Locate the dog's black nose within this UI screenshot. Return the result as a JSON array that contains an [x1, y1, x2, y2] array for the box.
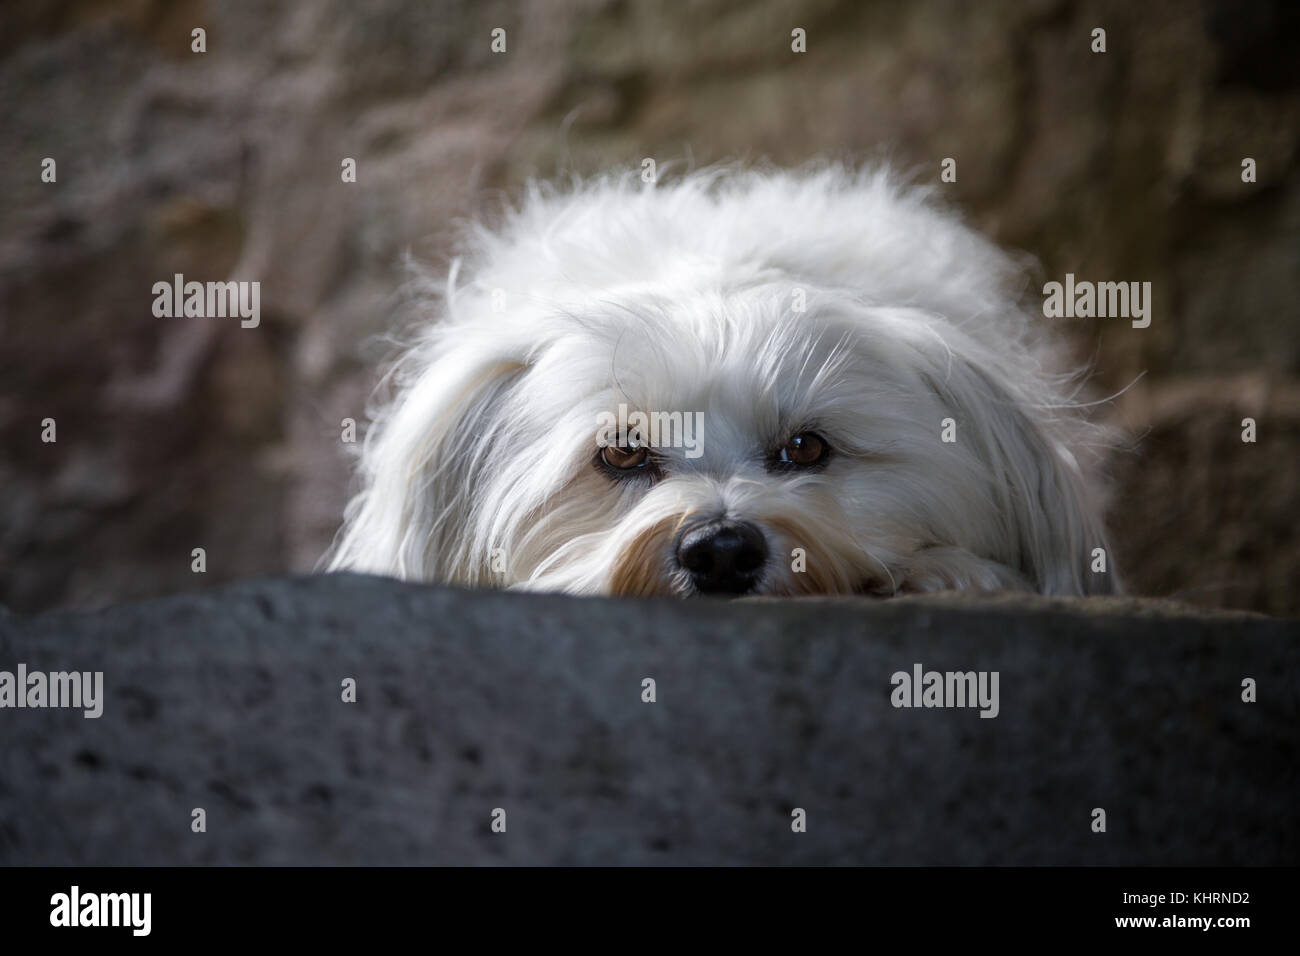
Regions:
[[676, 520, 767, 595]]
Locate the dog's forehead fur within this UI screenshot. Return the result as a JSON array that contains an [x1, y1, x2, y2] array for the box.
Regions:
[[509, 285, 928, 466], [461, 166, 1024, 337], [451, 166, 1043, 441]]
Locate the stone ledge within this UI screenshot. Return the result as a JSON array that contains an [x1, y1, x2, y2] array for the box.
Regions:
[[0, 573, 1296, 865]]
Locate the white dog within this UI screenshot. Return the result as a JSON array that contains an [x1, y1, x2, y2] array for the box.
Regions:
[[328, 165, 1118, 598]]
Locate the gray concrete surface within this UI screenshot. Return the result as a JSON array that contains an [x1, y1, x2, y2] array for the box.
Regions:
[[0, 573, 1296, 865]]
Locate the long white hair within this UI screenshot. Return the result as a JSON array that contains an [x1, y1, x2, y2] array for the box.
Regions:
[[327, 164, 1119, 597]]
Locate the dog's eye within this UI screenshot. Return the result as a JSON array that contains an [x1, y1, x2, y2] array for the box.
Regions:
[[773, 432, 830, 469], [600, 443, 651, 470]]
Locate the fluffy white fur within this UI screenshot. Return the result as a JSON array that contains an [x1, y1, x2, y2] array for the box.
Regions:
[[328, 165, 1118, 597]]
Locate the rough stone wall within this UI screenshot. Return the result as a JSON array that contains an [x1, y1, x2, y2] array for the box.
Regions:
[[1, 575, 1296, 865], [1, 0, 1297, 612]]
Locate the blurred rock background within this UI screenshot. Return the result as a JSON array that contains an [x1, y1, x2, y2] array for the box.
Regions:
[[1, 0, 1296, 614]]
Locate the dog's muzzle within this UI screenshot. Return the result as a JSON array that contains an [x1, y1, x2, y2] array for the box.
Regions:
[[676, 519, 767, 595]]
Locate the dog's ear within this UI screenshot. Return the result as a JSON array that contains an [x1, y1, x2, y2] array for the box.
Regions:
[[985, 405, 1119, 596], [327, 344, 526, 583], [920, 354, 1119, 596]]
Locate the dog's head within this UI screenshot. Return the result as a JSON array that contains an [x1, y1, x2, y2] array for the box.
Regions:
[[330, 167, 1118, 598]]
